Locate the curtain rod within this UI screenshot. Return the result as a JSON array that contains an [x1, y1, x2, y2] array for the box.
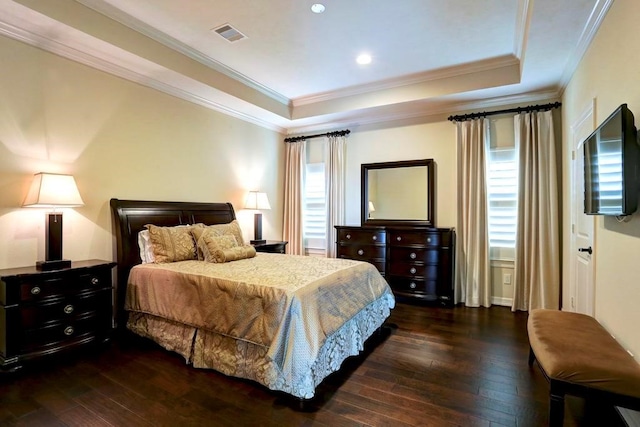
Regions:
[[447, 101, 561, 122], [284, 129, 350, 143]]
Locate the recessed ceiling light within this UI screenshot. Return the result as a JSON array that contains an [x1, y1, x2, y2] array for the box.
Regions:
[[356, 53, 372, 65], [311, 4, 325, 14]]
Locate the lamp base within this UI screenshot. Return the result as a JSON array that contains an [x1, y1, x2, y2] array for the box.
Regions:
[[36, 259, 71, 271], [250, 239, 266, 245]]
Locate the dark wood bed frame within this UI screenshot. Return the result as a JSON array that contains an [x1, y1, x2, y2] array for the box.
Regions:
[[109, 198, 237, 327]]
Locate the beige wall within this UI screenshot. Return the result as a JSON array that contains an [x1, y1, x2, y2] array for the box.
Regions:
[[562, 0, 640, 359], [0, 36, 284, 270]]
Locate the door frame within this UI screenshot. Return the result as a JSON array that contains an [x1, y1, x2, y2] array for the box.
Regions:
[[568, 99, 596, 313]]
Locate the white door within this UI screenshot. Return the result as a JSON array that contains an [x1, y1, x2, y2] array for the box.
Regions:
[[569, 101, 596, 315]]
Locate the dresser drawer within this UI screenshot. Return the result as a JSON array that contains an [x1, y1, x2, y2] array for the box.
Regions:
[[390, 277, 438, 300], [20, 270, 111, 302], [390, 247, 439, 264], [338, 228, 386, 245], [389, 263, 438, 279], [338, 244, 386, 260], [389, 231, 440, 247], [20, 311, 111, 354], [20, 289, 112, 330]]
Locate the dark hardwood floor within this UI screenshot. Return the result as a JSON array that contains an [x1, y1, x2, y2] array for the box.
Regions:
[[0, 303, 624, 426]]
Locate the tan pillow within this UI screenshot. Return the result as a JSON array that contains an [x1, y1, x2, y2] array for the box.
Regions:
[[191, 220, 245, 260], [198, 231, 256, 263], [145, 224, 199, 263]]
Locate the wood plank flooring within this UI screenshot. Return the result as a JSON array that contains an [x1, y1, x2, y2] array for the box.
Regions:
[[0, 303, 624, 426]]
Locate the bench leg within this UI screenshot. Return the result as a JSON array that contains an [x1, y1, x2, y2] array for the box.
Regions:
[[528, 346, 536, 366], [549, 391, 565, 427]]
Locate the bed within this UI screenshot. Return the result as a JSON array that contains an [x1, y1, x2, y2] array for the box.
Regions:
[[109, 198, 395, 400]]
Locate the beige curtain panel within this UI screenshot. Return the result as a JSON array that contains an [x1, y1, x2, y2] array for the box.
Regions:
[[325, 135, 346, 258], [283, 141, 306, 255], [455, 118, 491, 307], [512, 110, 560, 311]]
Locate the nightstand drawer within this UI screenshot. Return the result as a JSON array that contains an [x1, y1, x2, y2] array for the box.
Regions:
[[20, 289, 112, 330], [20, 270, 110, 302], [20, 311, 111, 354]]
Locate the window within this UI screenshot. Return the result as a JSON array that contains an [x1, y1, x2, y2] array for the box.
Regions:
[[487, 147, 518, 259], [303, 163, 326, 252]]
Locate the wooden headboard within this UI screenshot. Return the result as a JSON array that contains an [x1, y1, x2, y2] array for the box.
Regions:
[[109, 198, 236, 326]]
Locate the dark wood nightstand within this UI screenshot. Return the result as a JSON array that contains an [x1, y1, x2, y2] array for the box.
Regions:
[[252, 240, 288, 254], [0, 259, 116, 371]]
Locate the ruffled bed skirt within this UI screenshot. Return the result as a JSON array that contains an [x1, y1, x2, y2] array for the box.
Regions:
[[127, 292, 393, 399]]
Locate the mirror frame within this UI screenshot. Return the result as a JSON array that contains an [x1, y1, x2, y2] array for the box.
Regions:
[[361, 159, 435, 227]]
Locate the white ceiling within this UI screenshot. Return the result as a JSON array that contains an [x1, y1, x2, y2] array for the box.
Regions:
[[0, 0, 610, 133]]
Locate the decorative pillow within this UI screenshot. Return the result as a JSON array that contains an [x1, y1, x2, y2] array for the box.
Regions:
[[145, 224, 199, 263], [191, 220, 245, 260], [197, 231, 256, 263], [137, 230, 155, 264]]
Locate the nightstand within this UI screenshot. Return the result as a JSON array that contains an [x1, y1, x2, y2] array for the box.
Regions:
[[0, 259, 116, 371], [252, 240, 288, 254]]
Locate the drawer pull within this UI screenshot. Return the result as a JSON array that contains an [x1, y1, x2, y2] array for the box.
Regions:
[[30, 286, 41, 295], [396, 236, 402, 241], [427, 237, 432, 243], [357, 249, 364, 256], [64, 326, 74, 336], [346, 234, 351, 239], [64, 304, 74, 314], [409, 282, 417, 289], [372, 235, 377, 241], [410, 267, 417, 274], [91, 277, 99, 285], [410, 252, 417, 259]]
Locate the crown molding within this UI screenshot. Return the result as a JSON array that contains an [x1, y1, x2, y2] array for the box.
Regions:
[[292, 55, 520, 107], [285, 89, 562, 134], [75, 0, 291, 108], [513, 0, 533, 64], [0, 13, 286, 134], [558, 0, 614, 91]]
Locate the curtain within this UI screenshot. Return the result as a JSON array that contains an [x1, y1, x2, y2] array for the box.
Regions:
[[283, 141, 306, 255], [512, 110, 560, 311], [325, 135, 346, 258], [455, 118, 491, 307]]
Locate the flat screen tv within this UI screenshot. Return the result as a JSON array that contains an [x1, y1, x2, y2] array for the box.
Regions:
[[584, 104, 640, 216]]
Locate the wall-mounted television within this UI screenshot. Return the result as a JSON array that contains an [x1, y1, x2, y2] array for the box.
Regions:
[[584, 104, 640, 216]]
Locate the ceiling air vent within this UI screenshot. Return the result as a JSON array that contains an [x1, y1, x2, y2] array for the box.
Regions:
[[213, 23, 247, 43]]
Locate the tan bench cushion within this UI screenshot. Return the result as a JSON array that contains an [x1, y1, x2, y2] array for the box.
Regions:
[[528, 309, 640, 398]]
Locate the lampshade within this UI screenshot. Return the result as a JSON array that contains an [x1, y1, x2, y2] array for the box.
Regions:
[[23, 173, 84, 208], [244, 191, 271, 210], [368, 201, 376, 212]]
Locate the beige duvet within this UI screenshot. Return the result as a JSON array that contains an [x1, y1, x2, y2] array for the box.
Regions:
[[126, 253, 395, 398]]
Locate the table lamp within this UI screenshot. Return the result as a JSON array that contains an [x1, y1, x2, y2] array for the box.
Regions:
[[22, 172, 84, 271], [244, 191, 271, 244]]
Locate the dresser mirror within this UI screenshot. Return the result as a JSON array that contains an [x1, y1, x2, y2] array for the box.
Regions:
[[361, 159, 435, 226]]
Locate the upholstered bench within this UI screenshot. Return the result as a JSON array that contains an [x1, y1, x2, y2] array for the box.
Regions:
[[527, 309, 640, 426]]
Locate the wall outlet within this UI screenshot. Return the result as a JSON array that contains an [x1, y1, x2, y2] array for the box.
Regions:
[[503, 273, 512, 285]]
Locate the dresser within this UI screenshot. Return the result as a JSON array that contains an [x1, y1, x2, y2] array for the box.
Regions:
[[336, 226, 455, 305], [0, 259, 116, 371]]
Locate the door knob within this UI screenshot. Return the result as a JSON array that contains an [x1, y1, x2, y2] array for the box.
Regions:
[[578, 246, 593, 255]]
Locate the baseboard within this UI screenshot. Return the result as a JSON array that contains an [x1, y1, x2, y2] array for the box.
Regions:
[[491, 296, 513, 307]]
